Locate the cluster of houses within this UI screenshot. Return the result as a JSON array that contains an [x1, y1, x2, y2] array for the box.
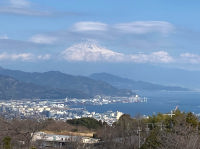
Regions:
[[32, 132, 100, 148]]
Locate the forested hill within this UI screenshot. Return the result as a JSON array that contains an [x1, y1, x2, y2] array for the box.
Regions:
[[0, 75, 91, 99], [0, 67, 134, 99]]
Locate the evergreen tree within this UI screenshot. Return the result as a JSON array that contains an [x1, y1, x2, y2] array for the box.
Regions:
[[3, 136, 11, 149]]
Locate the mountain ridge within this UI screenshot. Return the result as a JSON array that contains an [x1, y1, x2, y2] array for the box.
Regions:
[[0, 67, 134, 99], [90, 72, 189, 91], [0, 75, 90, 99]]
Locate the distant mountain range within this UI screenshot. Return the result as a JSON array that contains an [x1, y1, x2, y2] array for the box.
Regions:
[[0, 67, 133, 99], [90, 73, 189, 91], [0, 75, 89, 99], [0, 67, 189, 100]]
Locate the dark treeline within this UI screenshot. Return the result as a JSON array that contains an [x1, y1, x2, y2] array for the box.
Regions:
[[96, 110, 200, 149], [1, 110, 200, 149]]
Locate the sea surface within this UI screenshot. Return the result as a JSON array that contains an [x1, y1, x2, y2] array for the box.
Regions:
[[80, 91, 200, 117]]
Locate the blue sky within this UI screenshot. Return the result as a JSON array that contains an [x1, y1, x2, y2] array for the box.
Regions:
[[1, 0, 200, 75]]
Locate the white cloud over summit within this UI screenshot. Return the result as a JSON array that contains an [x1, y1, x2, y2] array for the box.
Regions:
[[28, 20, 175, 52], [72, 21, 174, 35]]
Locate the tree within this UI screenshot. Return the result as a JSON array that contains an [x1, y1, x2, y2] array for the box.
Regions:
[[186, 112, 198, 127], [3, 136, 11, 149], [141, 128, 161, 149], [67, 117, 103, 129]]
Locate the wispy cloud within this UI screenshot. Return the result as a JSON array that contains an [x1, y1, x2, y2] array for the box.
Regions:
[[37, 54, 51, 60], [0, 53, 33, 61], [0, 7, 51, 16], [61, 42, 174, 63], [73, 22, 108, 32], [30, 34, 58, 44], [130, 51, 174, 63], [0, 38, 48, 52], [180, 53, 200, 64], [0, 53, 51, 61], [71, 21, 175, 35], [114, 21, 175, 35], [0, 0, 86, 16], [0, 0, 51, 16], [0, 34, 8, 39], [9, 0, 30, 8], [28, 21, 175, 51]]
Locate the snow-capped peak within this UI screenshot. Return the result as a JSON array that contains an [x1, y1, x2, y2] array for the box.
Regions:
[[61, 42, 124, 62]]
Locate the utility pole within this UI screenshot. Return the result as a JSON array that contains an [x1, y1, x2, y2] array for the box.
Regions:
[[164, 110, 175, 128], [137, 126, 142, 148], [169, 110, 175, 118]]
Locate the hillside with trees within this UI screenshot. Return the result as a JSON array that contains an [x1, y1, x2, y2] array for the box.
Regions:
[[0, 67, 134, 99], [0, 75, 89, 99], [0, 110, 200, 148]]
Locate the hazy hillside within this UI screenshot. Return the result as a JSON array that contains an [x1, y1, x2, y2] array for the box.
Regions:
[[90, 73, 189, 91], [0, 67, 133, 97], [0, 75, 91, 99]]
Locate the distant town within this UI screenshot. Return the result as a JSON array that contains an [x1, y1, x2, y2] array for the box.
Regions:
[[0, 95, 147, 125]]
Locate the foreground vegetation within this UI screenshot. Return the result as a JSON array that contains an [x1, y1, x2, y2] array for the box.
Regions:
[[1, 110, 200, 149]]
